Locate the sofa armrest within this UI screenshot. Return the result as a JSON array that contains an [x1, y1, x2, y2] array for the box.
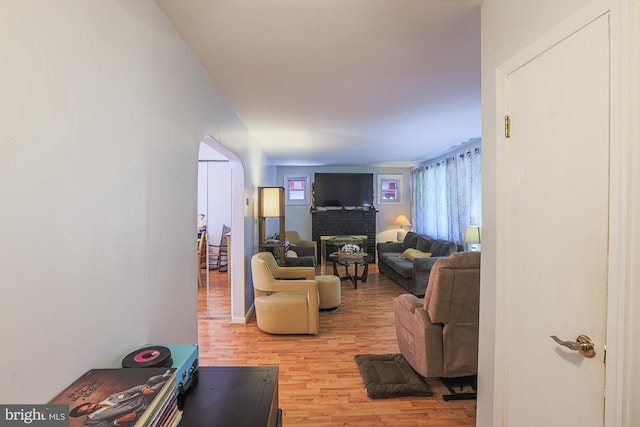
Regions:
[[377, 241, 403, 253], [412, 257, 443, 292], [413, 256, 441, 272]]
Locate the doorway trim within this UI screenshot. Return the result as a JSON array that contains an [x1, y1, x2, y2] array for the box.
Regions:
[[200, 135, 247, 323], [491, 0, 631, 425]]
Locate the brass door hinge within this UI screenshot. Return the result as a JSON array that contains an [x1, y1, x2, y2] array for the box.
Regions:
[[505, 115, 511, 138]]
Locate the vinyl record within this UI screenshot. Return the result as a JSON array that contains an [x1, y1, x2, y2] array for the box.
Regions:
[[122, 345, 172, 368]]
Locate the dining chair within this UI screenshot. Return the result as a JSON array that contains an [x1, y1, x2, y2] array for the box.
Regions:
[[209, 224, 230, 272], [197, 229, 208, 287]]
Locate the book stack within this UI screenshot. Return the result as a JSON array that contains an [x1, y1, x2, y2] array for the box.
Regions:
[[49, 367, 181, 426]]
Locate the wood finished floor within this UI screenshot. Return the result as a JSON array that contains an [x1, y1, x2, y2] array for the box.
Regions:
[[197, 266, 231, 317], [197, 264, 477, 426]]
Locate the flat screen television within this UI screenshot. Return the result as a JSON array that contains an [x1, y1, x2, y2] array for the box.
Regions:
[[314, 173, 374, 208]]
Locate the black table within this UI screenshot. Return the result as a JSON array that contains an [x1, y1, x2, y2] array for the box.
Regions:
[[180, 366, 281, 426], [328, 252, 371, 289]]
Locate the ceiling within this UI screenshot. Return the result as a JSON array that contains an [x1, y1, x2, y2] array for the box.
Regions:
[[156, 0, 481, 167]]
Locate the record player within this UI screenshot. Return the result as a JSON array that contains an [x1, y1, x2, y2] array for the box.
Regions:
[[122, 343, 199, 403]]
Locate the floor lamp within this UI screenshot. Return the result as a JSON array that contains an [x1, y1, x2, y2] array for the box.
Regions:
[[258, 187, 285, 264]]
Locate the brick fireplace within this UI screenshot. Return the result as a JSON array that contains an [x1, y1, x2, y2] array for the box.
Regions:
[[311, 208, 377, 262]]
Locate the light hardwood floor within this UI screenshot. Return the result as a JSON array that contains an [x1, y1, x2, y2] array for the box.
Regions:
[[197, 263, 477, 426]]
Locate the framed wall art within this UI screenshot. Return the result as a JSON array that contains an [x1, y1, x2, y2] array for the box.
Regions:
[[378, 174, 402, 204]]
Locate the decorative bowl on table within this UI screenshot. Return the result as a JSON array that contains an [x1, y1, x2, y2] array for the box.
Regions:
[[338, 244, 364, 261]]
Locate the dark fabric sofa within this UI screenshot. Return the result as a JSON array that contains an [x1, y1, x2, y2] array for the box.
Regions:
[[377, 232, 458, 296]]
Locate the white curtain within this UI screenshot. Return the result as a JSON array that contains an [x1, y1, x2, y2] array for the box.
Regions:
[[411, 139, 482, 245]]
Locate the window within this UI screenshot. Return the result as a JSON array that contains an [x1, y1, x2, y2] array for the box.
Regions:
[[410, 139, 482, 245], [284, 175, 310, 205], [378, 174, 403, 204]]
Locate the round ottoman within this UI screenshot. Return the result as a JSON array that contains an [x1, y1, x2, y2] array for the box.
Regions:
[[316, 274, 341, 311]]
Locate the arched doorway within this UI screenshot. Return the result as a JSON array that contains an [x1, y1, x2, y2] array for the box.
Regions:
[[198, 135, 246, 322]]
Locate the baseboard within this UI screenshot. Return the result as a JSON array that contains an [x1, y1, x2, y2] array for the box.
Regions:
[[232, 304, 255, 324]]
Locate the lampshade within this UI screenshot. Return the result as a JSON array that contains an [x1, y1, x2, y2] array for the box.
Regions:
[[393, 214, 412, 241], [393, 215, 412, 228], [258, 187, 284, 217], [464, 226, 482, 248]]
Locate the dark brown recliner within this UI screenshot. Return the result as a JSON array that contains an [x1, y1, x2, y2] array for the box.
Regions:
[[393, 252, 481, 393]]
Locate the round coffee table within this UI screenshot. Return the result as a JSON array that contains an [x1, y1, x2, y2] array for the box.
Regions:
[[328, 252, 370, 289]]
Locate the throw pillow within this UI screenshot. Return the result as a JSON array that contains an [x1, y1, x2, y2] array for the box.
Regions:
[[402, 248, 432, 261], [286, 250, 298, 258], [265, 235, 291, 252]]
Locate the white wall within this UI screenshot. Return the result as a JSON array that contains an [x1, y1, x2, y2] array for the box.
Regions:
[[277, 166, 412, 245], [0, 0, 270, 403], [197, 161, 232, 246], [623, 3, 640, 423], [479, 0, 639, 425]]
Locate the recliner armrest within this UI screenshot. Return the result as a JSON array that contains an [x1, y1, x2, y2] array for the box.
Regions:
[[394, 293, 423, 313]]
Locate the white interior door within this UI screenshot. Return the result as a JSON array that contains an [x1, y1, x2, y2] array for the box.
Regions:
[[500, 12, 610, 426]]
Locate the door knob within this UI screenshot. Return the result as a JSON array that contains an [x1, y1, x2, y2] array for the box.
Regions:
[[550, 335, 596, 358]]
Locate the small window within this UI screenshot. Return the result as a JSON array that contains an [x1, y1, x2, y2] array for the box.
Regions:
[[285, 175, 310, 205]]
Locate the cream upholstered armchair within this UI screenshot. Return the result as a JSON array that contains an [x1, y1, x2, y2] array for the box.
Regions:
[[393, 252, 481, 384], [251, 252, 319, 335], [285, 230, 317, 261]]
